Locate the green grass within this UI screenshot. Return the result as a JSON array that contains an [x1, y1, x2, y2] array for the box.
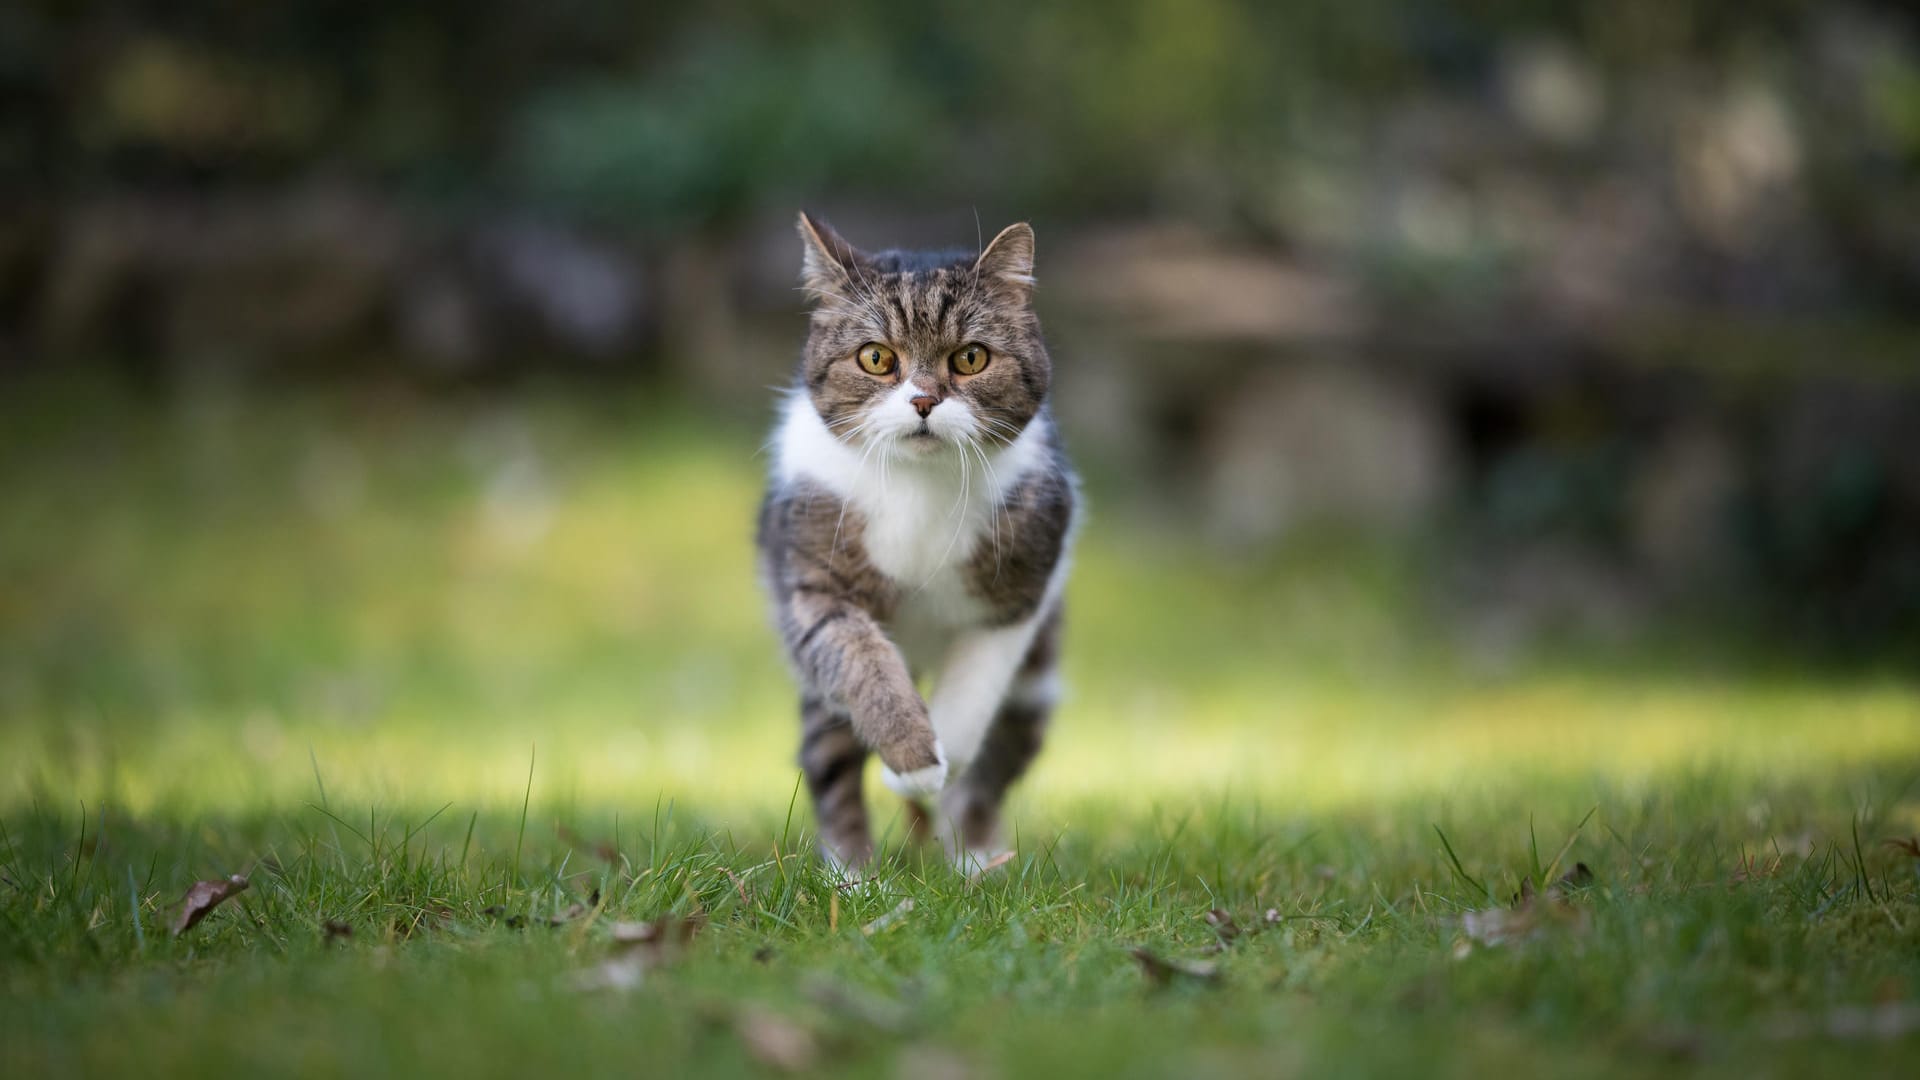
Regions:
[[3, 377, 1919, 1077]]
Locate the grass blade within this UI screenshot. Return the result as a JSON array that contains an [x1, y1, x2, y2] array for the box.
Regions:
[[1433, 824, 1488, 901]]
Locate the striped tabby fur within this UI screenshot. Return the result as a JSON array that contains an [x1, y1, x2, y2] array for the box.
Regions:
[[756, 213, 1078, 873]]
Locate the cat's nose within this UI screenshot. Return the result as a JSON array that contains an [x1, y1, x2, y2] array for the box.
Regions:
[[910, 395, 938, 419]]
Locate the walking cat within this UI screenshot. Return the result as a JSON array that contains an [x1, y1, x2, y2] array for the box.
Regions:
[[757, 214, 1077, 875]]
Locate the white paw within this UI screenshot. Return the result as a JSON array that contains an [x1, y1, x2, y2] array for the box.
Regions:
[[879, 743, 949, 799], [821, 851, 882, 895]]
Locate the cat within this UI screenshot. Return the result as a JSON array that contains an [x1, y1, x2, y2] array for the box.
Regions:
[[756, 213, 1078, 876]]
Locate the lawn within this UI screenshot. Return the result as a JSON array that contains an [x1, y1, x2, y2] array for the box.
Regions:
[[2, 378, 1918, 1078]]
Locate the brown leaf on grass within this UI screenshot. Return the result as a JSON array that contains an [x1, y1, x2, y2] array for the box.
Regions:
[[1883, 837, 1920, 859], [1554, 862, 1595, 892], [571, 913, 705, 993], [735, 1007, 819, 1072], [1204, 909, 1242, 945], [171, 875, 249, 936], [1130, 947, 1221, 987], [571, 952, 650, 993], [608, 919, 662, 944], [609, 911, 705, 947], [1463, 864, 1596, 948], [862, 898, 915, 936], [1514, 862, 1596, 906], [544, 902, 588, 927], [1460, 905, 1538, 947]]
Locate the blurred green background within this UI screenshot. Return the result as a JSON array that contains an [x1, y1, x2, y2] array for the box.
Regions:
[[3, 0, 1920, 808], [6, 10, 1920, 1074]]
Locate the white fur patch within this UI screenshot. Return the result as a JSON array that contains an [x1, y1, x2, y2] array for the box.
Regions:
[[774, 393, 1053, 596], [923, 613, 1044, 771], [1006, 670, 1063, 710], [776, 393, 1068, 781], [879, 743, 949, 799]]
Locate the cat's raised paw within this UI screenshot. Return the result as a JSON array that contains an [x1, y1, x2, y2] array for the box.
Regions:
[[879, 744, 949, 799]]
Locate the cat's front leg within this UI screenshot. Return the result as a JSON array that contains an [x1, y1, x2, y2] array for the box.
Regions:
[[784, 590, 947, 796]]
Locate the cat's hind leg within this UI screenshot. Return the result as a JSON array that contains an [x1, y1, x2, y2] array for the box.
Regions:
[[939, 606, 1060, 873], [799, 695, 872, 876]]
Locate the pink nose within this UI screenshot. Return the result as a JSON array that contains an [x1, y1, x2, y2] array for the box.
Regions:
[[910, 395, 937, 419]]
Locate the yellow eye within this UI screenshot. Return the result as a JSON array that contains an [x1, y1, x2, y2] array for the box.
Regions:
[[950, 343, 990, 376], [855, 343, 897, 376]]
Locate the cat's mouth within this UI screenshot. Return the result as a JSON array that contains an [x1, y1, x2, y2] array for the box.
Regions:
[[896, 426, 945, 453]]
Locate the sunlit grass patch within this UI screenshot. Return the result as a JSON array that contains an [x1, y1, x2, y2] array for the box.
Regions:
[[2, 379, 1917, 1077]]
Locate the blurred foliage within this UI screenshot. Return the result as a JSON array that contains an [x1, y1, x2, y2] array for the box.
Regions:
[[8, 1, 1916, 231], [4, 1, 1919, 655]]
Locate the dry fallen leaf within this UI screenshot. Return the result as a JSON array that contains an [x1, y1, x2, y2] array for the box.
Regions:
[[571, 913, 706, 993], [1553, 862, 1595, 893], [172, 875, 249, 936], [571, 953, 650, 993], [544, 902, 588, 927], [609, 912, 705, 947], [1463, 864, 1596, 948], [735, 1007, 819, 1072], [863, 898, 915, 936], [1204, 908, 1242, 945], [1130, 947, 1221, 987], [1516, 862, 1595, 905], [1460, 906, 1537, 947], [1883, 837, 1920, 860]]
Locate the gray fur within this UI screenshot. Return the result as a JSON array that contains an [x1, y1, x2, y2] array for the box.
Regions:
[[758, 213, 1077, 868]]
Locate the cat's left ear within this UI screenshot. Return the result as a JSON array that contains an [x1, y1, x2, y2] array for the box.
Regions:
[[974, 222, 1036, 303], [797, 212, 870, 300]]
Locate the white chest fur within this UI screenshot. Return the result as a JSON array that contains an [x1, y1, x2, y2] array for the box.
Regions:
[[776, 397, 1049, 584], [773, 396, 1054, 667]]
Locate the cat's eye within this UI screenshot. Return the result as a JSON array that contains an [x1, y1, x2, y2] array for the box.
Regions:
[[950, 343, 991, 376], [855, 343, 897, 376]]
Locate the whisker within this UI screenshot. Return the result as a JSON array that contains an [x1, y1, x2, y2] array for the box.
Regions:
[[964, 432, 1005, 580], [830, 420, 884, 564], [922, 433, 974, 591]]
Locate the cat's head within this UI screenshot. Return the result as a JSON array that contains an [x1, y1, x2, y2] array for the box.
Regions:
[[794, 213, 1050, 459]]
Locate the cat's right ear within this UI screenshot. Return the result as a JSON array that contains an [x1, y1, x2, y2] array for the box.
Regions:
[[797, 212, 867, 300]]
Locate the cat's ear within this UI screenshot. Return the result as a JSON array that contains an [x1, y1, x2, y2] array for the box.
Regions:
[[974, 222, 1036, 302], [797, 212, 868, 299]]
